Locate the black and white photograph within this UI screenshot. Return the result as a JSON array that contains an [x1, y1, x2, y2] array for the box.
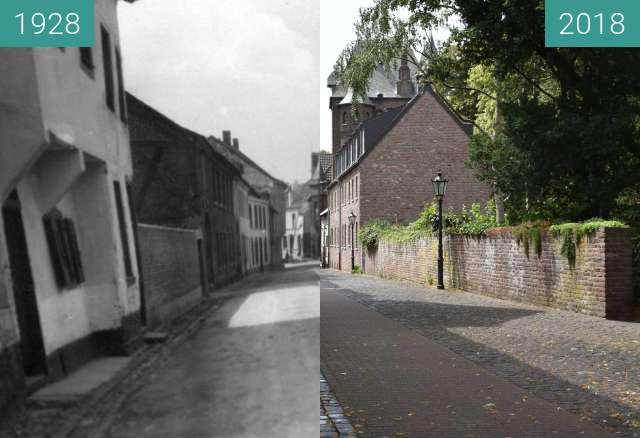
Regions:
[[1, 0, 640, 437]]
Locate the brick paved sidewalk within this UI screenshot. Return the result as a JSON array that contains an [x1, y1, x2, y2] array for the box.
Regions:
[[321, 270, 640, 436], [321, 373, 357, 438], [321, 287, 620, 437]]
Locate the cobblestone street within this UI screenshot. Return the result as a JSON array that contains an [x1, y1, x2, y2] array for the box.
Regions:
[[321, 270, 640, 437], [10, 266, 319, 438]]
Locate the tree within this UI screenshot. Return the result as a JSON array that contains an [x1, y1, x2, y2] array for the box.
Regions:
[[334, 0, 640, 223]]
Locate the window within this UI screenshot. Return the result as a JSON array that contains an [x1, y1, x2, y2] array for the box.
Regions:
[[216, 173, 221, 204], [114, 181, 134, 280], [116, 47, 127, 123], [101, 26, 115, 112], [342, 111, 347, 124], [249, 205, 253, 228], [79, 47, 94, 74], [355, 176, 358, 199], [43, 210, 84, 289]]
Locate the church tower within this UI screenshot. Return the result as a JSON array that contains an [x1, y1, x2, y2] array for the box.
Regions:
[[396, 54, 415, 97]]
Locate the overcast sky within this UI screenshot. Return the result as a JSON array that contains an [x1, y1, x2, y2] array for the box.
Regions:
[[119, 1, 450, 183], [319, 1, 453, 152], [119, 0, 320, 184]]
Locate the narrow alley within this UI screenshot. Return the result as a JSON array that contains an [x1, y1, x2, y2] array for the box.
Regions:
[[81, 265, 319, 438]]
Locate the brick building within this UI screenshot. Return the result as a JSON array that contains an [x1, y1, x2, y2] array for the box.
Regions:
[[127, 94, 242, 290], [0, 0, 141, 420], [328, 54, 420, 154], [327, 84, 492, 272]]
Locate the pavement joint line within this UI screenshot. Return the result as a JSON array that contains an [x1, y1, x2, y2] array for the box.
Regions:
[[321, 372, 357, 438]]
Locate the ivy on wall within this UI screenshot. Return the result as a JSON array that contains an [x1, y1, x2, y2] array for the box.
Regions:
[[359, 202, 628, 269]]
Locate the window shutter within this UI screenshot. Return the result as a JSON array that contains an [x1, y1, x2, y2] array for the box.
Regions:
[[43, 213, 66, 288], [64, 219, 84, 284]]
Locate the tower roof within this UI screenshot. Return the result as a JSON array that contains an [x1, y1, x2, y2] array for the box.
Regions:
[[328, 52, 420, 99], [338, 89, 374, 106]]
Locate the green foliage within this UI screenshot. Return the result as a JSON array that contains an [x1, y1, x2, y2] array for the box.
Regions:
[[359, 201, 498, 246], [334, 0, 640, 224], [352, 265, 363, 274], [549, 219, 628, 267], [447, 202, 498, 236], [612, 187, 640, 303], [513, 224, 542, 258], [358, 219, 391, 250]]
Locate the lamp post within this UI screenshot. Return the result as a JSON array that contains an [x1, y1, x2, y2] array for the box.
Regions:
[[348, 211, 357, 271], [432, 172, 448, 289]]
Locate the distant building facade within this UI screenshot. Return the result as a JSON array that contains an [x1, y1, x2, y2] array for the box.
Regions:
[[248, 193, 271, 270], [327, 85, 492, 272], [0, 0, 141, 419], [208, 132, 287, 269], [284, 191, 305, 261]]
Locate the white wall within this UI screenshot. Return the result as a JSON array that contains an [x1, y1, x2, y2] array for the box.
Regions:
[[247, 197, 270, 269], [33, 1, 131, 177], [0, 0, 140, 355]]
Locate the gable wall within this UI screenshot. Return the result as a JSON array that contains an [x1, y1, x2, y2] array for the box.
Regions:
[[359, 90, 492, 225]]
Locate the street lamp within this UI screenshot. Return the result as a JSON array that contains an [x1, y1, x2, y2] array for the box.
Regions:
[[348, 211, 357, 271], [432, 172, 448, 289]]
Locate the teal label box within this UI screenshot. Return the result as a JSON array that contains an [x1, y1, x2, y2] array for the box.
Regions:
[[0, 0, 94, 47], [546, 0, 640, 47]]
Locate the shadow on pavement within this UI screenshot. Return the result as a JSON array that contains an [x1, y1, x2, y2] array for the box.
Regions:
[[320, 277, 640, 437]]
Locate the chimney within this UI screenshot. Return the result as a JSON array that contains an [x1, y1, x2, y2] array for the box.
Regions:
[[232, 138, 239, 150], [222, 130, 232, 146]]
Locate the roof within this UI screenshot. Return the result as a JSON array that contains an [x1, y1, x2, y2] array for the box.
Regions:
[[330, 84, 473, 184], [329, 53, 420, 100], [361, 106, 405, 151], [287, 180, 319, 208], [126, 93, 241, 176], [338, 89, 373, 106], [207, 136, 288, 188], [312, 151, 333, 182]]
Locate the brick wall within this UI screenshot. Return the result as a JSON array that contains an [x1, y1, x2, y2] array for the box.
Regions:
[[362, 227, 633, 319], [137, 224, 202, 327], [359, 88, 492, 225]]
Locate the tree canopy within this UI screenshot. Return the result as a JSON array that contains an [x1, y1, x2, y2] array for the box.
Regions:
[[334, 0, 640, 223]]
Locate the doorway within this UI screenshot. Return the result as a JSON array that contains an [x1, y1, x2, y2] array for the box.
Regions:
[[2, 190, 47, 377]]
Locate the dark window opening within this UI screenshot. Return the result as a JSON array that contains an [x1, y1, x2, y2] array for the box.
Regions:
[[43, 210, 84, 289], [114, 181, 134, 280], [80, 47, 94, 74], [101, 26, 115, 112], [115, 47, 127, 123]]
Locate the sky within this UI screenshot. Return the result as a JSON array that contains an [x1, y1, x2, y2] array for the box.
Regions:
[[320, 0, 373, 152], [119, 1, 451, 183], [118, 0, 320, 184], [319, 1, 453, 152]]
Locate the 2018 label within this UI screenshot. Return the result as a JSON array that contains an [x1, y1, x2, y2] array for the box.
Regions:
[[559, 12, 625, 36]]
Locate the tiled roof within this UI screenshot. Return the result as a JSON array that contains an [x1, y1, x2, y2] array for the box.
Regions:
[[329, 54, 420, 99], [361, 106, 405, 151]]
